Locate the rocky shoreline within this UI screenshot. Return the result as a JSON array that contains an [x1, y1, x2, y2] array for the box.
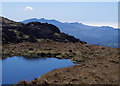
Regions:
[[3, 39, 118, 63], [2, 40, 81, 60]]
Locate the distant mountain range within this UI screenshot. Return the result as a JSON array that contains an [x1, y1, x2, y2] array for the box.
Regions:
[[22, 18, 119, 48]]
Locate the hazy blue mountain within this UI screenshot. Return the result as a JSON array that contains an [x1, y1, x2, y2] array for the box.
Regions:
[[22, 18, 119, 48]]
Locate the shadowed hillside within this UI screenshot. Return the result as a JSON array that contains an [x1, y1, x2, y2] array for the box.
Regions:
[[1, 17, 86, 44]]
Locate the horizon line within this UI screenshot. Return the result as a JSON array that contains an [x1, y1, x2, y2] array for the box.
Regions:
[[1, 16, 118, 28]]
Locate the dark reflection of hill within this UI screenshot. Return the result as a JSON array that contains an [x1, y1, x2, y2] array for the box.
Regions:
[[23, 56, 47, 61]]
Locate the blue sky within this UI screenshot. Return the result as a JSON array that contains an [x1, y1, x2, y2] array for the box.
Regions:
[[1, 2, 118, 28]]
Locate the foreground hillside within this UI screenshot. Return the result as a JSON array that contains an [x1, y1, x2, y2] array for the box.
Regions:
[[2, 40, 119, 85]]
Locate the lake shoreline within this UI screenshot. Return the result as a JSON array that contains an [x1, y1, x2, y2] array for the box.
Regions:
[[3, 40, 118, 63]]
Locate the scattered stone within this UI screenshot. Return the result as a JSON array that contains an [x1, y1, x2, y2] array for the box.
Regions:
[[28, 48, 34, 50]]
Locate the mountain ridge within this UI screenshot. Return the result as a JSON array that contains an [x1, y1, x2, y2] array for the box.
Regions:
[[22, 18, 119, 48], [22, 18, 117, 29]]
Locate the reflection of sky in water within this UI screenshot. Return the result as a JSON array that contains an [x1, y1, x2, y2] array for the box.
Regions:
[[2, 56, 75, 84]]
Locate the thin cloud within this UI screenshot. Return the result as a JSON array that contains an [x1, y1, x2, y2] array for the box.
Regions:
[[23, 6, 33, 11]]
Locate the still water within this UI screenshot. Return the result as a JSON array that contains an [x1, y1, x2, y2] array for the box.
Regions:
[[2, 56, 75, 84]]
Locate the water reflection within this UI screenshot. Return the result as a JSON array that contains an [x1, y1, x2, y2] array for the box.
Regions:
[[2, 56, 75, 84]]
